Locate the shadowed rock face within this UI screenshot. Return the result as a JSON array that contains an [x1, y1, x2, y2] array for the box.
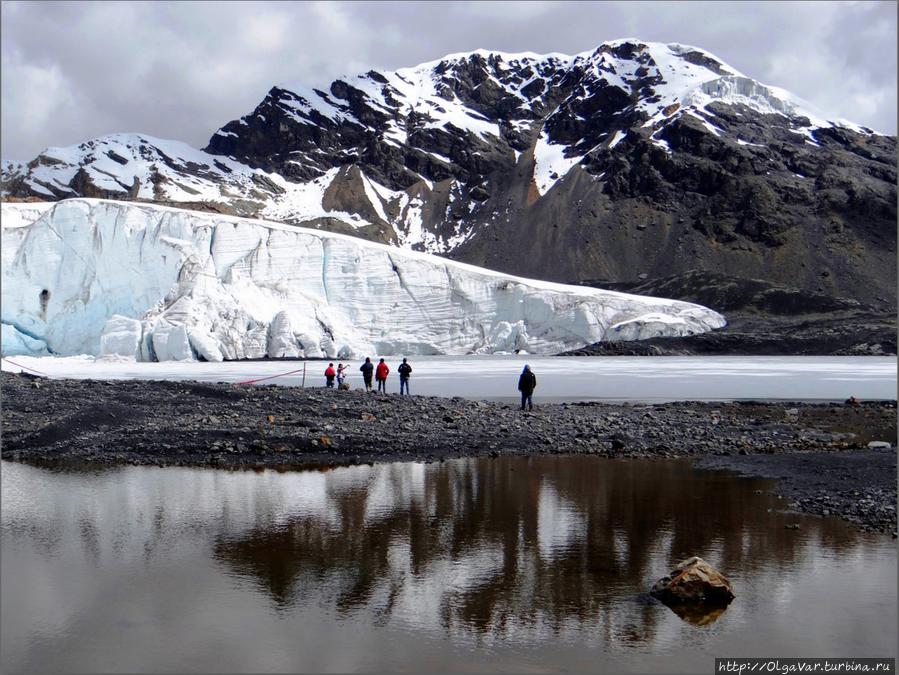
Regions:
[[2, 40, 895, 311], [563, 271, 897, 356]]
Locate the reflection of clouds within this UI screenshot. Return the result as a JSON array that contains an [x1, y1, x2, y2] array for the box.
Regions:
[[643, 530, 675, 587], [444, 546, 507, 591], [3, 455, 894, 667], [699, 539, 726, 570], [322, 463, 374, 491], [281, 471, 341, 528], [386, 543, 508, 632], [537, 482, 586, 561], [363, 463, 425, 523], [612, 528, 630, 568]]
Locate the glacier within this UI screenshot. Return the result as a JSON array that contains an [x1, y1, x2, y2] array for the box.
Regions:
[[1, 199, 726, 361]]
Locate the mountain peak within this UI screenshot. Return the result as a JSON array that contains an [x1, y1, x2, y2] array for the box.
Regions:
[[2, 38, 894, 314]]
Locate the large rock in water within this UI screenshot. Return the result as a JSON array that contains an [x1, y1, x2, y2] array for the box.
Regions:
[[651, 556, 736, 606]]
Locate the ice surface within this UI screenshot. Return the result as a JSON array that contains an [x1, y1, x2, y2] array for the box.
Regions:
[[1, 199, 725, 361], [1, 324, 49, 356], [1, 354, 895, 403], [99, 315, 143, 359]]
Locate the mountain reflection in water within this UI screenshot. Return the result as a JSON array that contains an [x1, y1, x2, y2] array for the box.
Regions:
[[211, 457, 866, 640], [2, 456, 895, 673]]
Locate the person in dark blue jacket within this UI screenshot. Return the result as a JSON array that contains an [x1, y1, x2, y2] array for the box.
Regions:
[[360, 357, 374, 391], [397, 358, 412, 395], [517, 364, 536, 411]]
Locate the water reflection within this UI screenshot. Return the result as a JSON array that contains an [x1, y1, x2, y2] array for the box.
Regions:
[[2, 457, 895, 673], [206, 457, 874, 640], [663, 602, 729, 626]]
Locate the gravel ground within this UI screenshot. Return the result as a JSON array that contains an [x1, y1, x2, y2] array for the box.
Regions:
[[2, 372, 895, 533]]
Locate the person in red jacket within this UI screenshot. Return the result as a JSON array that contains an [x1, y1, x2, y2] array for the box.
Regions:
[[324, 363, 336, 388], [375, 358, 390, 393]]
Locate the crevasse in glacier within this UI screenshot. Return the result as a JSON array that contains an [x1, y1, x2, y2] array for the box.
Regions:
[[1, 199, 726, 361]]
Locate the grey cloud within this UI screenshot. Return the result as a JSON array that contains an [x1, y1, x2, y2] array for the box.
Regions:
[[1, 0, 895, 160]]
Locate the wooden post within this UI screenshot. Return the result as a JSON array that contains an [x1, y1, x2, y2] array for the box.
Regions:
[[301, 361, 306, 388]]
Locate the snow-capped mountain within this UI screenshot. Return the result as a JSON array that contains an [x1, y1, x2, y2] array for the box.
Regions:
[[1, 199, 725, 361], [2, 39, 895, 307]]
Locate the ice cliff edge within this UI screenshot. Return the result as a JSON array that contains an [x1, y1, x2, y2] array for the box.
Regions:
[[1, 199, 725, 360]]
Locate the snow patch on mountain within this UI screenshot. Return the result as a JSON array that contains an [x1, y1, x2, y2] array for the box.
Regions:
[[0, 159, 25, 184], [1, 199, 725, 361], [533, 133, 582, 196], [10, 133, 265, 202], [633, 44, 868, 135], [260, 168, 370, 227], [608, 130, 628, 148]]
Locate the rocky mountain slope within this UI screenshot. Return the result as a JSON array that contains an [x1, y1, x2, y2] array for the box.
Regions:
[[2, 39, 895, 311], [563, 271, 896, 355]]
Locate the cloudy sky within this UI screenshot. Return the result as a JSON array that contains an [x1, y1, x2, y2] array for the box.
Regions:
[[1, 0, 896, 160]]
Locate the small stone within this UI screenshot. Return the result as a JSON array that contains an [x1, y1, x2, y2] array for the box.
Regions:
[[867, 441, 892, 449]]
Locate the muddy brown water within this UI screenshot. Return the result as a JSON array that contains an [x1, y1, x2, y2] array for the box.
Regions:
[[1, 456, 895, 673]]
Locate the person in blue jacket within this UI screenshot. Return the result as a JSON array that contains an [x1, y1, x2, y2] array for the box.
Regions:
[[397, 358, 412, 395], [517, 364, 536, 411], [360, 357, 374, 391]]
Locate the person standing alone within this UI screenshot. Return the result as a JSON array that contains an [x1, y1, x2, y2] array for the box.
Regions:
[[360, 357, 374, 392], [397, 358, 412, 395], [518, 364, 536, 411], [376, 358, 390, 393]]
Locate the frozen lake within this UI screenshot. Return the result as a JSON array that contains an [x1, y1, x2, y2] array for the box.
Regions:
[[2, 355, 896, 402]]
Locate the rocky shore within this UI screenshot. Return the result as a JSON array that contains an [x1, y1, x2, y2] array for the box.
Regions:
[[2, 372, 895, 533]]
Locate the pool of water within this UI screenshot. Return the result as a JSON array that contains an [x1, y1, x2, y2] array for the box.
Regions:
[[2, 457, 895, 672]]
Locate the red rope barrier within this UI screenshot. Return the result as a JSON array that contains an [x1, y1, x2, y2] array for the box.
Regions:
[[1, 357, 308, 386], [236, 367, 306, 385], [1, 358, 47, 376]]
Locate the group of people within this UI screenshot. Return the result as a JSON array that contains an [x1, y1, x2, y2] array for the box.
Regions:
[[324, 357, 413, 395], [323, 362, 350, 389], [323, 359, 538, 410]]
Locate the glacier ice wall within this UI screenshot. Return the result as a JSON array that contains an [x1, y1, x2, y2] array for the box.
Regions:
[[1, 199, 726, 360]]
